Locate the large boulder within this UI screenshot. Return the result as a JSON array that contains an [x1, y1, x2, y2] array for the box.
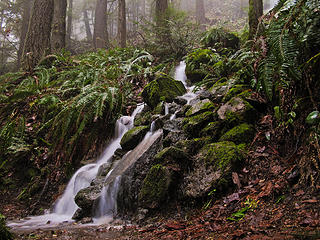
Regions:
[[117, 130, 164, 216], [141, 74, 186, 109], [138, 164, 172, 209], [181, 141, 243, 198], [120, 126, 149, 151]]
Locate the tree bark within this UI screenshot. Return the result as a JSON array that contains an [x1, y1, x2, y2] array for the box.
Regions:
[[118, 0, 126, 48], [22, 0, 54, 71], [18, 0, 33, 68], [155, 0, 168, 28], [93, 0, 109, 49], [83, 8, 92, 42], [66, 0, 73, 46], [51, 0, 67, 52], [196, 0, 205, 26], [249, 0, 263, 39]]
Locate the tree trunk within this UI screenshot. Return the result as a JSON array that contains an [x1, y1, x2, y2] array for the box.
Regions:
[[83, 8, 92, 42], [249, 0, 263, 39], [22, 0, 54, 71], [196, 0, 205, 25], [155, 0, 168, 28], [51, 0, 67, 52], [141, 0, 145, 16], [118, 0, 126, 48], [66, 0, 73, 46], [93, 0, 109, 49], [18, 0, 33, 68]]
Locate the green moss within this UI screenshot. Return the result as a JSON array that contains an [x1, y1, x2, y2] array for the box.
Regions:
[[154, 147, 189, 169], [141, 74, 186, 108], [0, 214, 12, 240], [134, 111, 152, 126], [222, 85, 249, 102], [200, 121, 222, 141], [175, 137, 212, 156], [185, 99, 216, 117], [183, 111, 216, 138], [120, 126, 149, 150], [185, 49, 221, 83], [139, 164, 171, 209], [219, 123, 255, 144], [201, 141, 242, 171]]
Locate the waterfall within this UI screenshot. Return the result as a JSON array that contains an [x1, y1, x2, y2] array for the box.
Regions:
[[9, 61, 191, 229], [8, 104, 144, 229]]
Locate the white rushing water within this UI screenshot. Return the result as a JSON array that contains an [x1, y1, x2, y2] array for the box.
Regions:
[[8, 104, 144, 230]]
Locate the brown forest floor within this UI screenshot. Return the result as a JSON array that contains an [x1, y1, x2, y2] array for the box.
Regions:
[[3, 113, 320, 240]]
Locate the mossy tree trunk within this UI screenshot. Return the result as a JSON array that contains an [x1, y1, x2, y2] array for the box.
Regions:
[[83, 7, 92, 42], [21, 0, 54, 71], [51, 0, 67, 52], [118, 0, 126, 48], [248, 0, 263, 39], [93, 0, 109, 49]]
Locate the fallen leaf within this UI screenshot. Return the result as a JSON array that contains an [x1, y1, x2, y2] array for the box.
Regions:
[[302, 199, 318, 203], [232, 172, 241, 188]]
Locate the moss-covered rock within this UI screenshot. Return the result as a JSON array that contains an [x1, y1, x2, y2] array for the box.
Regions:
[[138, 164, 172, 209], [120, 126, 149, 151], [185, 49, 221, 83], [201, 28, 240, 51], [0, 214, 12, 240], [222, 84, 250, 102], [217, 97, 257, 128], [154, 147, 190, 170], [219, 123, 255, 144], [185, 99, 216, 117], [181, 141, 243, 198], [200, 121, 222, 141], [141, 74, 186, 109], [183, 111, 217, 137], [175, 137, 212, 156], [209, 78, 236, 103]]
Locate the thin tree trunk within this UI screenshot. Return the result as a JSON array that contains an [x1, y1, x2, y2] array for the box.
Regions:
[[18, 0, 33, 68], [118, 0, 126, 48], [196, 0, 205, 25], [83, 8, 92, 42], [66, 0, 73, 46], [93, 0, 109, 49], [141, 0, 145, 16], [22, 0, 54, 71], [51, 0, 67, 52], [249, 0, 263, 39]]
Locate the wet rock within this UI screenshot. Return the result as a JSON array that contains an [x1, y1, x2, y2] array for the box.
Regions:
[[120, 126, 149, 151], [134, 108, 152, 126], [181, 141, 243, 198], [198, 90, 214, 101], [200, 121, 222, 141], [97, 162, 112, 177], [117, 130, 163, 216], [154, 146, 190, 170], [141, 74, 186, 109], [182, 111, 217, 138], [219, 123, 255, 144], [163, 118, 183, 135], [175, 137, 212, 156], [174, 96, 188, 105], [74, 177, 105, 219], [163, 131, 187, 148], [185, 99, 216, 117]]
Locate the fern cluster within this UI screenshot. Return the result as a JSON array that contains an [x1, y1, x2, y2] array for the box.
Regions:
[[0, 48, 154, 195]]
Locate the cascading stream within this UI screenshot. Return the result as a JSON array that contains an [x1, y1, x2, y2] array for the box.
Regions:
[[9, 61, 191, 230], [8, 104, 144, 229]]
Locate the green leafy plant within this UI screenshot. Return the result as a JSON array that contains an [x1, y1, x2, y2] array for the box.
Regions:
[[227, 198, 258, 221]]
